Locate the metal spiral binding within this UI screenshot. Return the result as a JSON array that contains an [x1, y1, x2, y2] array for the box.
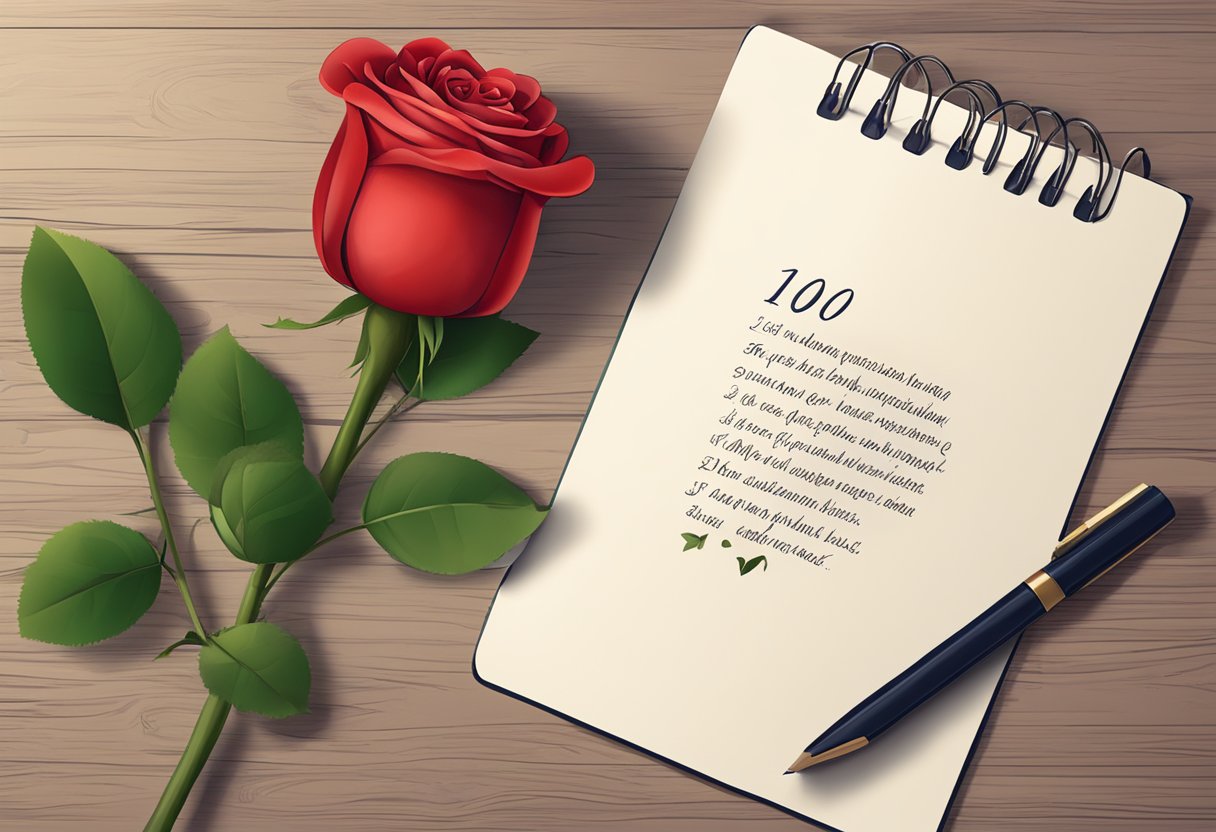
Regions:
[[920, 79, 1001, 166], [859, 55, 956, 141], [818, 42, 1152, 222], [816, 43, 914, 121]]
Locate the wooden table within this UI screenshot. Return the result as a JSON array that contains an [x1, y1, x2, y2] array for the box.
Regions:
[[1, 2, 1213, 829]]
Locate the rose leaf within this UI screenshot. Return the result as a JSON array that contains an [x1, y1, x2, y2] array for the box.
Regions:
[[362, 452, 546, 574], [21, 227, 182, 429], [265, 293, 370, 330], [169, 328, 304, 497], [198, 622, 311, 718], [396, 316, 538, 401], [18, 521, 162, 646]]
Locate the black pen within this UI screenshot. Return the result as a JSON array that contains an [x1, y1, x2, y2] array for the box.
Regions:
[[786, 484, 1175, 773]]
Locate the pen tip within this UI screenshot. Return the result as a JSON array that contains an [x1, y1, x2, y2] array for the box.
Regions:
[[785, 737, 869, 773], [785, 751, 818, 774]]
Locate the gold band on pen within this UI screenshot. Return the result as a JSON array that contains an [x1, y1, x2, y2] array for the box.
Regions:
[[1053, 484, 1149, 560], [1024, 569, 1066, 611]]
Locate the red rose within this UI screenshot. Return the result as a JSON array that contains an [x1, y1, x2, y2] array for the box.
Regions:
[[313, 37, 595, 317]]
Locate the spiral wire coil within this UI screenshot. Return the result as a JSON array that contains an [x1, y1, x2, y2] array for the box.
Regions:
[[817, 42, 1151, 222]]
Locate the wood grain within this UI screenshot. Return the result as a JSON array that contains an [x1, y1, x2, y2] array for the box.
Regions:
[[2, 0, 1214, 32], [1, 4, 1213, 831]]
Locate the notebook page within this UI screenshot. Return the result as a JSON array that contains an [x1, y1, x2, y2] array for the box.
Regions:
[[475, 26, 1187, 832]]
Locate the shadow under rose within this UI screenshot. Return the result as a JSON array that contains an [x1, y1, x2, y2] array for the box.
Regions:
[[499, 92, 682, 322]]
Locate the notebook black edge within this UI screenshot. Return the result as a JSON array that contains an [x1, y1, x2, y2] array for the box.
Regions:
[[472, 18, 1196, 830]]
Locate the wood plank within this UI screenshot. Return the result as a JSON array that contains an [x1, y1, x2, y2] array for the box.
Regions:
[[2, 0, 1213, 32], [1, 31, 1214, 145], [3, 135, 1210, 264]]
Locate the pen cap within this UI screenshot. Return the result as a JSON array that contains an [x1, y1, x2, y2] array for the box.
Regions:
[[1044, 486, 1174, 596]]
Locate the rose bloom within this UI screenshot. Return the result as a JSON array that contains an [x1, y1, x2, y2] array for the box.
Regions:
[[313, 37, 595, 317]]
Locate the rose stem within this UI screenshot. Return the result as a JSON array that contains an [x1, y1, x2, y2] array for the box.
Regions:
[[131, 427, 207, 638], [143, 303, 415, 832]]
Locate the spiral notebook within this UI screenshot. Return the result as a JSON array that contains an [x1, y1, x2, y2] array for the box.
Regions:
[[474, 26, 1190, 832]]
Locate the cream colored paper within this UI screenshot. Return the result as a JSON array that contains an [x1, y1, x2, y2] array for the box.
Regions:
[[475, 26, 1187, 832]]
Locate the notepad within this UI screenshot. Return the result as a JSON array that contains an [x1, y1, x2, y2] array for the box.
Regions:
[[474, 26, 1189, 832]]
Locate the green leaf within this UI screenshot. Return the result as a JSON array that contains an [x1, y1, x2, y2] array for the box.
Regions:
[[396, 316, 538, 401], [721, 539, 733, 548], [155, 630, 206, 660], [266, 294, 370, 330], [198, 622, 310, 717], [21, 227, 182, 429], [209, 443, 332, 564], [417, 314, 443, 358], [737, 555, 768, 576], [349, 311, 373, 370], [681, 532, 708, 551], [18, 521, 162, 645], [169, 328, 304, 497], [362, 452, 547, 574]]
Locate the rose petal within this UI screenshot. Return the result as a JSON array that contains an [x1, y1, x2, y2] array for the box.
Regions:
[[439, 68, 478, 103], [523, 95, 557, 131], [351, 79, 542, 166], [389, 64, 558, 142], [344, 166, 522, 316], [538, 126, 570, 165], [458, 192, 546, 316], [361, 66, 475, 149], [399, 37, 451, 69], [390, 63, 453, 109], [382, 61, 414, 93], [431, 48, 488, 81], [479, 76, 515, 102], [445, 95, 531, 129], [319, 38, 397, 96], [385, 96, 480, 150], [312, 102, 370, 288], [370, 145, 595, 198], [490, 69, 541, 110], [344, 84, 457, 152]]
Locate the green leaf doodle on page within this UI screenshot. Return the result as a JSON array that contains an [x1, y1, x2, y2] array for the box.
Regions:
[[681, 532, 708, 551], [737, 555, 768, 576]]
